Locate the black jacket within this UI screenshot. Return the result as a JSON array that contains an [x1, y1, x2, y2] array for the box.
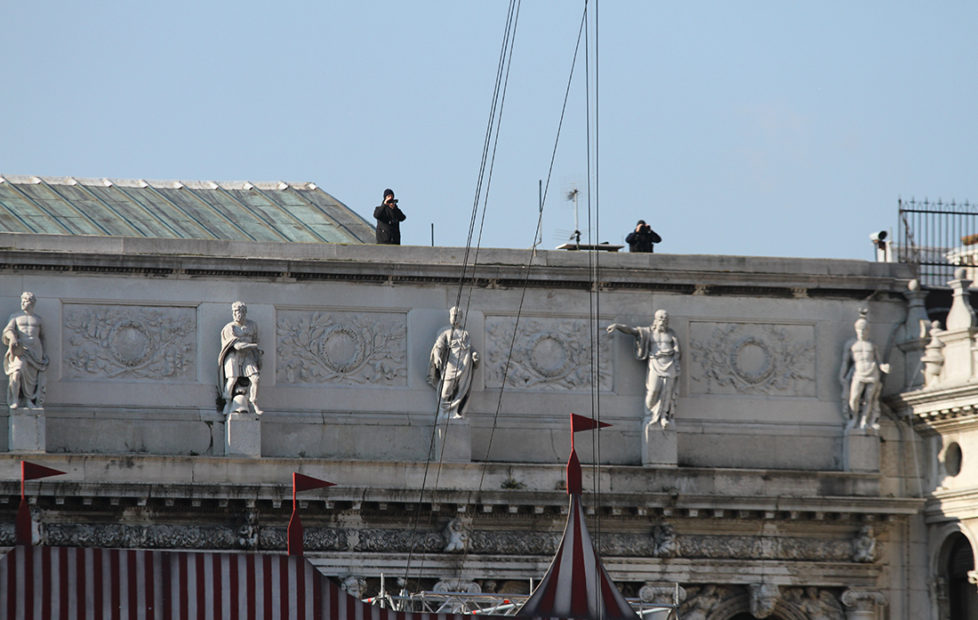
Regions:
[[373, 203, 407, 244], [625, 227, 661, 253]]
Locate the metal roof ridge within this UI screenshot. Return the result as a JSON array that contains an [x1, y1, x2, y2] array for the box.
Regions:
[[3, 175, 320, 192]]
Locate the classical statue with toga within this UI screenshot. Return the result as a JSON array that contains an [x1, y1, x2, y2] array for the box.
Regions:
[[606, 309, 681, 428], [428, 306, 479, 419], [219, 301, 263, 415]]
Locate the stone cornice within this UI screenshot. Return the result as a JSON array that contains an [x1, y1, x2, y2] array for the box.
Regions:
[[0, 233, 911, 297], [889, 383, 978, 432], [923, 487, 978, 523]]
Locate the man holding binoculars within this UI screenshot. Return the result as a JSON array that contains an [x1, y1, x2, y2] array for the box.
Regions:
[[374, 188, 407, 245], [626, 219, 661, 253]]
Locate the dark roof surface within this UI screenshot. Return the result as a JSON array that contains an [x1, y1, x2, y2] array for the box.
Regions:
[[0, 175, 374, 244]]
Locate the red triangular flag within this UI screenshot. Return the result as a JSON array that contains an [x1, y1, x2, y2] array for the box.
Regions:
[[293, 472, 335, 493], [569, 413, 611, 433], [22, 461, 65, 481]]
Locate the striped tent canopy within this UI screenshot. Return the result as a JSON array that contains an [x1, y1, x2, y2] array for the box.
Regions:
[[0, 545, 511, 620], [516, 447, 639, 620]]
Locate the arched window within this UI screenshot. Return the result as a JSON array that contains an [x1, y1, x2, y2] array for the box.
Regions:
[[945, 533, 978, 619]]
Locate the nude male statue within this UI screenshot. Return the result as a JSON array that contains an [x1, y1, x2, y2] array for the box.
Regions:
[[218, 301, 263, 415], [839, 311, 889, 431], [3, 292, 49, 409], [606, 309, 681, 428]]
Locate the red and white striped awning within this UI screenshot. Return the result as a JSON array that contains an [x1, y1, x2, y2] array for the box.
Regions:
[[516, 444, 639, 620], [0, 545, 497, 620]]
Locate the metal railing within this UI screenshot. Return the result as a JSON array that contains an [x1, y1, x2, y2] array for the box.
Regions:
[[363, 591, 677, 619], [897, 197, 978, 287]]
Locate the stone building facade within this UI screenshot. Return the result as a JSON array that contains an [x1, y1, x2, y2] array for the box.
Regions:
[[0, 220, 961, 618]]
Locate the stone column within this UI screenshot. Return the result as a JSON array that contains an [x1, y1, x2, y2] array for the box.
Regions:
[[841, 589, 886, 620], [434, 416, 471, 463], [898, 279, 930, 389], [225, 411, 261, 457], [8, 406, 45, 452], [940, 269, 978, 385]]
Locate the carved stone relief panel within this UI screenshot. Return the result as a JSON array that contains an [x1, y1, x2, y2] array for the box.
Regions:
[[277, 310, 407, 386], [485, 316, 611, 391], [63, 304, 196, 381], [688, 321, 815, 396]]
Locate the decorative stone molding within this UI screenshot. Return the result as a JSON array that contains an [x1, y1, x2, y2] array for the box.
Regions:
[[26, 522, 874, 561], [688, 322, 815, 396], [945, 268, 976, 331], [840, 589, 886, 616], [432, 579, 481, 594], [921, 321, 945, 388], [277, 310, 407, 386], [63, 304, 196, 381], [783, 587, 844, 620], [484, 317, 611, 391], [677, 585, 729, 620], [638, 582, 686, 605], [749, 583, 780, 618]]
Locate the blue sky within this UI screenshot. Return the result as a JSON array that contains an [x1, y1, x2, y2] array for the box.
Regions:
[[2, 1, 975, 259]]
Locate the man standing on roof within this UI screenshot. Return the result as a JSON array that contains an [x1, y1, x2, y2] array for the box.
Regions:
[[373, 188, 406, 245], [625, 219, 661, 253]]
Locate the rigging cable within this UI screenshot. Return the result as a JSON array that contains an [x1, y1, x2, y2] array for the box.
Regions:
[[474, 4, 591, 502], [401, 0, 523, 589], [581, 1, 605, 614]]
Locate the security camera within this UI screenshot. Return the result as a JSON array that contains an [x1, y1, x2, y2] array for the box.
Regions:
[[869, 231, 887, 244]]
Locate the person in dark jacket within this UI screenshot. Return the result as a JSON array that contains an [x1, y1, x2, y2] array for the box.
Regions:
[[625, 219, 661, 253], [373, 188, 407, 245]]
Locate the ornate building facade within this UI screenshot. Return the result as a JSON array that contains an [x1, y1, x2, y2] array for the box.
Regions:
[[0, 176, 972, 619]]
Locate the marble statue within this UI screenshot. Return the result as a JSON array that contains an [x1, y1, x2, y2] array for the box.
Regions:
[[443, 517, 470, 553], [428, 306, 479, 419], [3, 292, 49, 409], [839, 310, 889, 432], [218, 301, 263, 415], [852, 525, 877, 563], [607, 309, 681, 427]]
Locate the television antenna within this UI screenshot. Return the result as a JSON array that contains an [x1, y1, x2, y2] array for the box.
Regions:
[[566, 187, 581, 246]]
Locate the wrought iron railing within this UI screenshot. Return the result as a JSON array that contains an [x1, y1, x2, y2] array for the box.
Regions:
[[897, 197, 978, 287]]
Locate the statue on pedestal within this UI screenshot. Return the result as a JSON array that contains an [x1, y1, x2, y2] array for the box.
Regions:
[[839, 310, 889, 432], [607, 309, 681, 428], [428, 306, 479, 419], [3, 292, 48, 409], [219, 301, 263, 415]]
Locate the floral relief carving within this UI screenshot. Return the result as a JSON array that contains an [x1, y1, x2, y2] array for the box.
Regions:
[[689, 322, 815, 396], [485, 317, 612, 391], [277, 310, 407, 386], [63, 305, 196, 381]]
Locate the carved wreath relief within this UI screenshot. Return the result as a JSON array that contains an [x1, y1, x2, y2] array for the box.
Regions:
[[484, 317, 612, 391], [63, 304, 196, 381], [688, 322, 815, 396], [277, 310, 407, 386]]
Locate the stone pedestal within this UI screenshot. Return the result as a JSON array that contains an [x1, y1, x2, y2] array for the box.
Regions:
[[643, 421, 677, 467], [843, 429, 880, 473], [433, 416, 471, 463], [8, 406, 45, 452], [225, 412, 261, 458]]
